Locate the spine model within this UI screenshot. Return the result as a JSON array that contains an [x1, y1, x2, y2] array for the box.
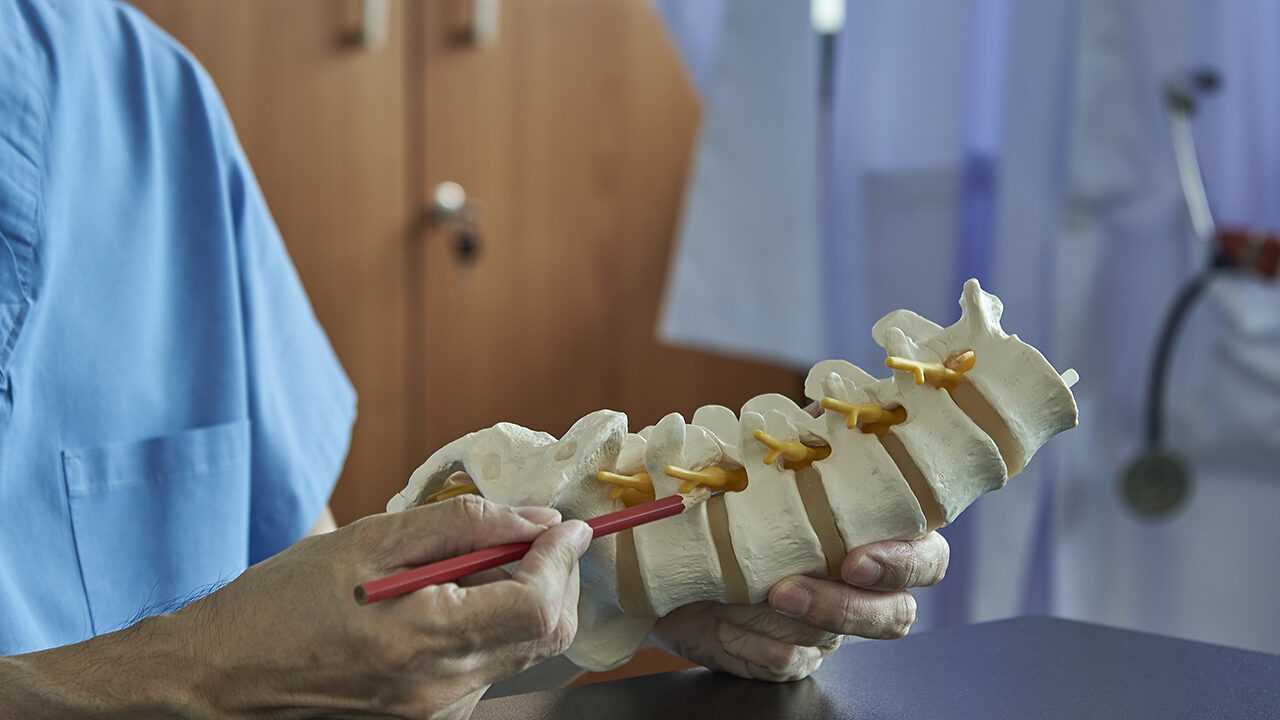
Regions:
[[389, 280, 1079, 670]]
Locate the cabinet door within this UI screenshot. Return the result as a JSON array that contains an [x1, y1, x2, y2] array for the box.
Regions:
[[414, 0, 801, 453], [127, 0, 411, 524], [415, 2, 800, 682]]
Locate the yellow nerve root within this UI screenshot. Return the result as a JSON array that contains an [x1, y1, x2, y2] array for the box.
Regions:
[[751, 429, 832, 471], [819, 398, 896, 430], [421, 483, 480, 504], [600, 402, 897, 506], [859, 406, 908, 437], [885, 349, 976, 391], [664, 465, 749, 494], [598, 465, 753, 506], [596, 470, 657, 506], [615, 488, 654, 506]]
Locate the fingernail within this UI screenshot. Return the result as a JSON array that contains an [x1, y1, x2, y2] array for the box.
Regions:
[[514, 505, 561, 527], [566, 520, 593, 555], [772, 581, 811, 618], [844, 557, 882, 586]]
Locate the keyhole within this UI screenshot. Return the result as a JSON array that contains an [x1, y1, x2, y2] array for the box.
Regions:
[[455, 227, 479, 262]]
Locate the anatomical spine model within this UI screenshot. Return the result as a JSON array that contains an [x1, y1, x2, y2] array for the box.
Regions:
[[389, 280, 1079, 670]]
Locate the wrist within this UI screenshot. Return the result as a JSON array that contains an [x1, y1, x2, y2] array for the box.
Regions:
[[2, 613, 211, 719]]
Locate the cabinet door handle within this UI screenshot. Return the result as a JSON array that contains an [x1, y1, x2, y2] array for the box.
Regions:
[[431, 182, 469, 223], [430, 182, 482, 262]]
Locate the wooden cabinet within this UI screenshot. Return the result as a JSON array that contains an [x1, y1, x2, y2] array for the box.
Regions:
[[127, 0, 800, 526]]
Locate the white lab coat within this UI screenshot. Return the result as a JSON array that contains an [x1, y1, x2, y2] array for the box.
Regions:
[[1043, 0, 1280, 654], [655, 0, 1280, 653], [657, 0, 825, 369]]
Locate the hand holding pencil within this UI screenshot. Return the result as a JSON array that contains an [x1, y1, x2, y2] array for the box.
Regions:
[[356, 493, 693, 605], [152, 495, 594, 718]]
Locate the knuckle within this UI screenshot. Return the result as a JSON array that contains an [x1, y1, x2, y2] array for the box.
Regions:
[[760, 645, 825, 682], [547, 615, 577, 656], [876, 543, 920, 589], [878, 535, 950, 589], [929, 534, 951, 586], [531, 591, 576, 655], [801, 650, 826, 678], [836, 586, 865, 634], [877, 558, 910, 590], [511, 590, 563, 646], [349, 514, 399, 565], [450, 493, 492, 522], [761, 643, 803, 677], [832, 583, 917, 640], [903, 556, 928, 589], [428, 587, 489, 658], [886, 593, 917, 639], [789, 647, 825, 680], [553, 538, 583, 575], [362, 631, 418, 675]]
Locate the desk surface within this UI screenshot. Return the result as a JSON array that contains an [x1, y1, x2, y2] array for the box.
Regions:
[[472, 616, 1279, 719]]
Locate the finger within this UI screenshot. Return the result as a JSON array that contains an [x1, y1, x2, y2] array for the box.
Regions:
[[713, 621, 826, 682], [456, 567, 512, 587], [382, 496, 562, 568], [711, 602, 837, 648], [511, 519, 591, 586], [473, 539, 584, 686], [841, 532, 949, 591], [407, 521, 590, 658], [501, 519, 591, 647], [553, 536, 583, 646], [768, 576, 916, 640]]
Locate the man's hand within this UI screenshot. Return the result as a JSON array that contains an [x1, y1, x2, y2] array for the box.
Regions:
[[2, 495, 591, 719], [650, 532, 949, 681]]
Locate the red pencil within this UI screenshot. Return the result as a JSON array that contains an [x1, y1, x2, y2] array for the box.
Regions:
[[355, 493, 690, 605]]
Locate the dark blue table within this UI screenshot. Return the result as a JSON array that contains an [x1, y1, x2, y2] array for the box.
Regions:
[[472, 616, 1280, 718]]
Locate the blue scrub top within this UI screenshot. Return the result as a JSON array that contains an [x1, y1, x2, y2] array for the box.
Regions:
[[0, 0, 356, 654]]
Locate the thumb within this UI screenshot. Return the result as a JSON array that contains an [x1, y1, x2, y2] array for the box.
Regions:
[[385, 495, 563, 568], [511, 519, 591, 649], [415, 519, 590, 653], [513, 519, 592, 590]]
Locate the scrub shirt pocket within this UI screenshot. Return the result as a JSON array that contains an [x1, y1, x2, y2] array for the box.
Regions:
[[62, 419, 251, 634]]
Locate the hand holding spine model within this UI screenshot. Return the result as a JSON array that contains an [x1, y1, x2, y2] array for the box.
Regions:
[[389, 280, 1079, 670]]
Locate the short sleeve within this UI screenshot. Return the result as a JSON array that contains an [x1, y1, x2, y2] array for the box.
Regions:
[[220, 112, 357, 563], [0, 1, 358, 651]]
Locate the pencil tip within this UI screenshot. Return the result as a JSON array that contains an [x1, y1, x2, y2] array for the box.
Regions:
[[681, 487, 714, 508]]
